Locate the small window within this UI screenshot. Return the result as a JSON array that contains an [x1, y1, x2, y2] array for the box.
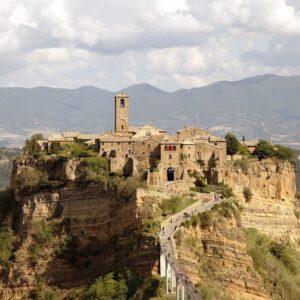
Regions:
[[168, 145, 172, 151], [164, 145, 168, 151], [117, 142, 120, 145], [173, 145, 176, 151], [148, 144, 151, 148], [214, 143, 217, 146], [128, 142, 131, 145], [169, 155, 172, 159], [102, 142, 104, 145], [120, 99, 125, 108], [121, 125, 124, 130]]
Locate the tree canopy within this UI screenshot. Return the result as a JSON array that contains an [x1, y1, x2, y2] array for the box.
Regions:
[[225, 133, 239, 156], [23, 133, 44, 158]]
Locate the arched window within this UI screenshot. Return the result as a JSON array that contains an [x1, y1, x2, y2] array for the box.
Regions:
[[120, 99, 125, 108], [168, 145, 172, 151], [164, 145, 168, 151], [173, 145, 176, 151]]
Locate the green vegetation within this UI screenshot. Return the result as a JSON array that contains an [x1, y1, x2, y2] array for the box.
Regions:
[[225, 133, 239, 156], [253, 140, 293, 161], [238, 143, 250, 156], [29, 220, 55, 265], [56, 142, 98, 158], [245, 228, 300, 300], [160, 196, 197, 216], [0, 188, 14, 223], [86, 270, 167, 300], [142, 220, 160, 237], [16, 167, 48, 196], [49, 141, 63, 154], [233, 159, 249, 174], [243, 187, 253, 202], [23, 133, 44, 158], [190, 182, 234, 199], [0, 228, 15, 266]]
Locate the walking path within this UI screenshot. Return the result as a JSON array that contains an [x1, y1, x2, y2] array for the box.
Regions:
[[159, 192, 224, 300]]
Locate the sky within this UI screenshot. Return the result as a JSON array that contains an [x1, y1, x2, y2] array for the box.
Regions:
[[1, 0, 300, 91]]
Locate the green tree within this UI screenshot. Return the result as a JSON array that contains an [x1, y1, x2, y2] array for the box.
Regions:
[[253, 140, 274, 161], [23, 134, 44, 158], [225, 133, 239, 156], [86, 273, 128, 300], [50, 141, 62, 154], [274, 144, 293, 161]]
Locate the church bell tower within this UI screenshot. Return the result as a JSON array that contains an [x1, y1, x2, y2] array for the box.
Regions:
[[115, 93, 129, 133]]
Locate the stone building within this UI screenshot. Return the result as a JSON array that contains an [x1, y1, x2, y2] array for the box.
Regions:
[[44, 93, 227, 185]]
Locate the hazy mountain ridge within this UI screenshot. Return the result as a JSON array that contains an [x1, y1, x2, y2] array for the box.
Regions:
[[1, 74, 300, 147]]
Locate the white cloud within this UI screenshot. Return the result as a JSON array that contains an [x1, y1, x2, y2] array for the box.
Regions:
[[0, 0, 299, 90]]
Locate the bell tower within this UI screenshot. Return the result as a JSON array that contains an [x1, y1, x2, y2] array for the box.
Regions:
[[115, 93, 129, 133]]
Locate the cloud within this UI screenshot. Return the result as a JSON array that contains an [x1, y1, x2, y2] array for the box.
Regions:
[[0, 0, 299, 90]]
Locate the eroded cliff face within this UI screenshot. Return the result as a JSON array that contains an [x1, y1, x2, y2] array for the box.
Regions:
[[176, 220, 269, 300], [1, 158, 159, 299], [218, 160, 300, 241]]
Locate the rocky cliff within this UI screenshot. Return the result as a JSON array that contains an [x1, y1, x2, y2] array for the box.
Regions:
[[218, 159, 300, 241], [0, 158, 159, 299]]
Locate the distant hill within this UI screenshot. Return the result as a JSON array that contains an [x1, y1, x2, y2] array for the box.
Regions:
[[0, 74, 300, 147]]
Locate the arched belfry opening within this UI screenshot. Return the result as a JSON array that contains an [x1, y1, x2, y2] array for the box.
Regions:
[[167, 167, 175, 181], [115, 93, 129, 133]]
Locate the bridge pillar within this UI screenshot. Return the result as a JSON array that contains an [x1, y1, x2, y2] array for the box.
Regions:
[[176, 276, 180, 300], [165, 257, 169, 294], [181, 284, 185, 299]]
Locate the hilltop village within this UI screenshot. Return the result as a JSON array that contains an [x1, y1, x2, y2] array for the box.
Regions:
[[40, 93, 228, 185]]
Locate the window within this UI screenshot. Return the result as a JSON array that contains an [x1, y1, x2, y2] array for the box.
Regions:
[[148, 144, 151, 148], [169, 155, 172, 159], [120, 99, 125, 108], [128, 142, 131, 145], [214, 143, 217, 146], [117, 142, 120, 145], [168, 145, 172, 151], [164, 145, 168, 151], [121, 125, 124, 130], [173, 145, 176, 151]]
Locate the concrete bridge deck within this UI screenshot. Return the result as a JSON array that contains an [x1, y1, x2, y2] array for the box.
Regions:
[[159, 192, 224, 300]]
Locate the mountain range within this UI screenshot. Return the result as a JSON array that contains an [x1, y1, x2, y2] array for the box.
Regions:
[[1, 74, 300, 148]]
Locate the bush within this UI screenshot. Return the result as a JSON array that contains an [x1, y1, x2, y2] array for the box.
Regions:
[[87, 270, 142, 300], [0, 228, 15, 265], [160, 196, 197, 216], [245, 228, 300, 300], [23, 133, 44, 158], [225, 133, 240, 156], [253, 140, 274, 161], [233, 159, 249, 174], [133, 276, 165, 300], [60, 142, 98, 158], [238, 143, 250, 156], [274, 144, 293, 161], [16, 167, 48, 196], [197, 159, 205, 166], [29, 220, 54, 264], [199, 211, 213, 229], [115, 176, 146, 199], [50, 141, 63, 154], [243, 187, 253, 202], [0, 188, 14, 223]]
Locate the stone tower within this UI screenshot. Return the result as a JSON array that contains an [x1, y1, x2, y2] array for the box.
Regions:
[[115, 93, 129, 133]]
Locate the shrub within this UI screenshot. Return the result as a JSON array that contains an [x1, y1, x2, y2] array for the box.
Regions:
[[49, 141, 63, 154], [23, 133, 44, 158], [197, 159, 205, 166], [253, 140, 274, 161], [245, 228, 300, 300], [233, 159, 249, 174], [243, 187, 253, 202], [133, 276, 165, 300], [16, 167, 48, 195], [0, 228, 15, 265], [180, 153, 188, 160], [115, 176, 146, 199], [60, 142, 98, 158], [199, 211, 213, 229], [225, 133, 240, 156], [274, 144, 293, 161], [87, 270, 142, 300], [160, 197, 197, 216], [238, 143, 250, 156], [29, 220, 54, 264]]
